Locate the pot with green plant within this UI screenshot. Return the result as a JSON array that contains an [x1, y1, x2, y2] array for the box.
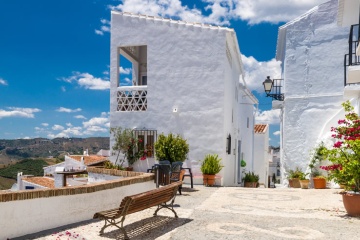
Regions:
[[200, 154, 224, 186], [309, 142, 327, 189], [288, 167, 303, 188], [110, 127, 143, 170], [154, 133, 189, 164], [319, 101, 360, 216], [243, 171, 259, 188], [299, 172, 310, 189]]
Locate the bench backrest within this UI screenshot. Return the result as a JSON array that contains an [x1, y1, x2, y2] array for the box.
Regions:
[[119, 181, 181, 215]]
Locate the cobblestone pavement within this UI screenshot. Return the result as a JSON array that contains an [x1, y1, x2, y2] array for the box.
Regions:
[[17, 184, 360, 240]]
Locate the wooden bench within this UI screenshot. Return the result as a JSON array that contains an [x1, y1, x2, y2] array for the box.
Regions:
[[93, 181, 182, 239]]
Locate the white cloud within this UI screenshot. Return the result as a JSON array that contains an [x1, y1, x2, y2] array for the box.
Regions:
[[241, 55, 281, 93], [232, 0, 327, 25], [59, 72, 110, 90], [0, 78, 8, 86], [255, 109, 280, 124], [41, 123, 49, 127], [52, 124, 65, 131], [273, 131, 280, 136], [61, 86, 66, 92], [74, 115, 86, 119], [0, 107, 41, 119], [47, 126, 83, 139], [56, 107, 82, 113], [104, 0, 327, 29], [95, 29, 104, 35], [83, 116, 109, 128], [119, 67, 131, 75], [66, 123, 73, 127]]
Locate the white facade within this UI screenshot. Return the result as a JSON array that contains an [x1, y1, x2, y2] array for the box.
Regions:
[[254, 125, 270, 187], [110, 12, 258, 186], [275, 0, 351, 182]]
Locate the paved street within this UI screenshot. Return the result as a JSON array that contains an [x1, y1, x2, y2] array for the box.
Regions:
[[18, 184, 360, 240]]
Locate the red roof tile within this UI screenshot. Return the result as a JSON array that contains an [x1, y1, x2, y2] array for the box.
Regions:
[[23, 177, 55, 189], [70, 155, 108, 166]]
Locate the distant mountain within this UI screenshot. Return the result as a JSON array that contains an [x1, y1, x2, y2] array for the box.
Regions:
[[0, 137, 109, 165]]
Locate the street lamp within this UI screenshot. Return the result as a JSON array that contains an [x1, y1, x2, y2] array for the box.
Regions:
[[262, 76, 284, 101]]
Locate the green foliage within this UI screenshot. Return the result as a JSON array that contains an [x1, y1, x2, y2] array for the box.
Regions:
[[288, 167, 304, 179], [200, 154, 224, 175], [104, 161, 124, 170], [154, 133, 189, 163], [0, 158, 49, 179], [321, 101, 360, 192], [309, 142, 327, 177], [243, 171, 259, 183], [110, 127, 143, 166]]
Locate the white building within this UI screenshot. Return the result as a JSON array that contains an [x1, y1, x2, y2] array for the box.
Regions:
[[253, 124, 270, 187], [274, 0, 360, 183], [268, 147, 281, 185], [110, 12, 258, 186]]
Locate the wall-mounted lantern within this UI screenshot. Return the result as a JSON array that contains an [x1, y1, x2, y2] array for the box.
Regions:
[[226, 134, 231, 154], [262, 76, 284, 101]]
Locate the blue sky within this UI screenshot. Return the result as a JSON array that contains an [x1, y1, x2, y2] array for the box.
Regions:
[[0, 0, 327, 145]]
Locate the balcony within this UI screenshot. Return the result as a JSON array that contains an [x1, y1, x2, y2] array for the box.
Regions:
[[344, 24, 360, 85], [117, 86, 147, 111]]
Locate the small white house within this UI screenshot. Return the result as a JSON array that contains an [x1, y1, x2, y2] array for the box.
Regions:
[[274, 0, 350, 183], [253, 124, 270, 187], [110, 12, 258, 186]]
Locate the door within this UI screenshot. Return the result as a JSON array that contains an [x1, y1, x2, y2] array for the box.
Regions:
[[237, 140, 242, 184]]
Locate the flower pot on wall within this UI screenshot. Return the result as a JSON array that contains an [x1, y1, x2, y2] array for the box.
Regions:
[[342, 192, 360, 216], [290, 178, 301, 188], [203, 174, 216, 186], [313, 177, 326, 189], [299, 180, 310, 189], [244, 182, 257, 188]]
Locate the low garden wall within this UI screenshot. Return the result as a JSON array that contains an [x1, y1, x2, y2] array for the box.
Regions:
[[0, 168, 154, 239]]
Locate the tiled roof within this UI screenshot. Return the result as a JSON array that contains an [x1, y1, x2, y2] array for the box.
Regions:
[[70, 155, 108, 166], [23, 177, 55, 189], [114, 11, 234, 32], [254, 124, 268, 134]]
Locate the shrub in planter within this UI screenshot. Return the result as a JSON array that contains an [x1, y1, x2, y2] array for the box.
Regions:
[[154, 133, 189, 164], [200, 154, 224, 186], [243, 171, 259, 188]]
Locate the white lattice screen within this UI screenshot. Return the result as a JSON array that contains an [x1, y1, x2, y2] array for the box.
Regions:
[[117, 88, 147, 111]]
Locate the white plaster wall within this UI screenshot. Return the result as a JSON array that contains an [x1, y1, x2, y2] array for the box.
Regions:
[[279, 0, 349, 179], [110, 13, 227, 179], [43, 162, 65, 176], [0, 181, 154, 239], [254, 128, 269, 187], [88, 172, 122, 183]]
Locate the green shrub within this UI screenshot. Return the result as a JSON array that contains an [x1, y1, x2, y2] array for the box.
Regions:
[[200, 154, 224, 175], [243, 171, 259, 182], [154, 133, 189, 163]]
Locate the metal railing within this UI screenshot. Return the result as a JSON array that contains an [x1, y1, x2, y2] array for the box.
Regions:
[[266, 79, 284, 101], [344, 24, 360, 85]]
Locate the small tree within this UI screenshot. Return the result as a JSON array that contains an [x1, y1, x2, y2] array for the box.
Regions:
[[154, 133, 189, 163], [110, 127, 143, 167]]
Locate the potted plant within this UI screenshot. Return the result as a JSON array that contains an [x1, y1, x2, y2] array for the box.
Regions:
[[320, 101, 360, 216], [110, 127, 144, 170], [287, 167, 303, 188], [200, 154, 224, 186], [243, 171, 259, 188], [299, 172, 310, 189], [309, 143, 327, 189], [154, 133, 189, 164]]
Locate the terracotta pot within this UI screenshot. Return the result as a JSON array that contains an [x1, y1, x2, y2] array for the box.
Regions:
[[299, 179, 310, 189], [288, 179, 294, 187], [292, 178, 301, 188], [313, 177, 326, 189], [244, 182, 257, 188], [203, 174, 216, 186], [342, 192, 360, 216], [125, 167, 133, 171]]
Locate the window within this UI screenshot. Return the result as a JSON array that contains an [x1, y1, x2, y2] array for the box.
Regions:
[[133, 129, 157, 158]]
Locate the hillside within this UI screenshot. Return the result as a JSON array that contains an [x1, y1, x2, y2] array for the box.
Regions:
[[0, 137, 109, 165]]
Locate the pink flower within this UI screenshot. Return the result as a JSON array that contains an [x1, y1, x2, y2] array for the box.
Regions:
[[333, 141, 343, 148]]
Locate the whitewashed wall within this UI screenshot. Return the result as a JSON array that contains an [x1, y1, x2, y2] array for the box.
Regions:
[[0, 181, 154, 239], [278, 0, 349, 178], [88, 172, 122, 182], [254, 126, 270, 187], [111, 13, 227, 180]]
